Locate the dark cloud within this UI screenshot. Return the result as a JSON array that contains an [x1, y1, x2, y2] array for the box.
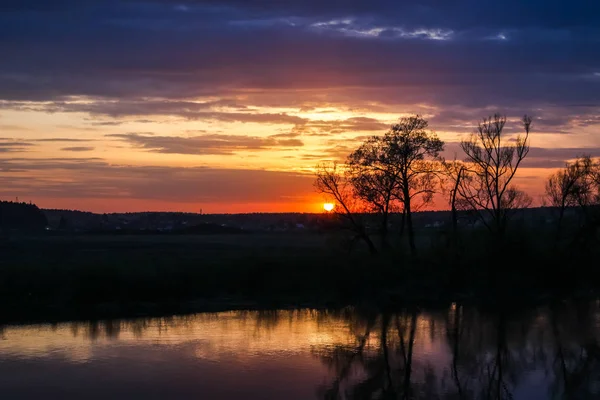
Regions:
[[298, 117, 389, 135], [1, 100, 307, 124], [0, 0, 599, 211], [0, 0, 598, 114], [33, 138, 92, 142], [442, 141, 600, 169], [523, 146, 600, 168], [342, 117, 389, 131], [0, 157, 315, 203], [61, 146, 95, 152], [426, 106, 600, 135], [269, 132, 301, 138], [107, 132, 304, 155], [0, 138, 93, 153], [160, 1, 600, 30], [88, 121, 124, 126], [0, 139, 35, 153]]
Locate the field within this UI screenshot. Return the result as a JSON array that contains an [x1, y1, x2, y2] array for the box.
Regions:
[[0, 228, 597, 323], [0, 233, 407, 321]]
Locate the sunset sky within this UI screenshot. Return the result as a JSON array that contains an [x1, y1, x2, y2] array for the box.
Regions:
[[1, 0, 599, 213]]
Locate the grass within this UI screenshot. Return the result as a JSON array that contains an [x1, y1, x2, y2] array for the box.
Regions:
[[0, 233, 397, 320], [0, 228, 598, 323]]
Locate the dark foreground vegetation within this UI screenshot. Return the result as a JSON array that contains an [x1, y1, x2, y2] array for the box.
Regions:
[[0, 221, 598, 324]]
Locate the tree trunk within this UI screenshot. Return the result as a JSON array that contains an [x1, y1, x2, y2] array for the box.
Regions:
[[494, 208, 505, 244], [451, 203, 458, 240], [405, 198, 416, 256], [451, 193, 459, 251], [381, 211, 390, 250], [362, 231, 378, 255], [451, 167, 463, 245], [555, 205, 566, 244], [399, 209, 406, 238]]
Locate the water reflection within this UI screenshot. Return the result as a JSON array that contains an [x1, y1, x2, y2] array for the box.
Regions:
[[0, 303, 600, 399], [313, 304, 600, 399]]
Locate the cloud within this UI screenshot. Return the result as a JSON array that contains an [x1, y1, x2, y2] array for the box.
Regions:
[[442, 141, 600, 169], [0, 139, 35, 153], [33, 138, 92, 142], [287, 117, 390, 137], [2, 100, 308, 124], [88, 121, 124, 126], [0, 0, 599, 211], [298, 143, 355, 162], [309, 20, 454, 40], [106, 132, 303, 155], [0, 124, 30, 131], [269, 132, 301, 138], [168, 1, 600, 30], [0, 137, 94, 154], [522, 146, 600, 168], [0, 0, 598, 113], [61, 146, 95, 152], [3, 99, 393, 135], [309, 117, 389, 133], [0, 157, 315, 203]]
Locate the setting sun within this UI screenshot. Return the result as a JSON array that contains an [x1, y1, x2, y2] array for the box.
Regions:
[[323, 203, 335, 212]]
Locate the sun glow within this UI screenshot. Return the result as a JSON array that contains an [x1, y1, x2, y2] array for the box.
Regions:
[[323, 203, 335, 212]]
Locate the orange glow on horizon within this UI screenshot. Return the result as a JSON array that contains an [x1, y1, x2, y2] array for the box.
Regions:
[[0, 105, 554, 214], [33, 197, 330, 214]]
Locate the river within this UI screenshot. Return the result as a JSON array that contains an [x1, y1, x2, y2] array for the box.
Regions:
[[1, 301, 599, 399]]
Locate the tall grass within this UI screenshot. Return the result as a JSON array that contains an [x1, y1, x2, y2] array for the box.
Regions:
[[0, 229, 598, 322]]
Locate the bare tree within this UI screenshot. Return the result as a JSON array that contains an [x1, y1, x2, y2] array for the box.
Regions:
[[545, 157, 590, 239], [570, 156, 600, 211], [314, 162, 378, 254], [458, 114, 532, 239], [442, 159, 467, 241], [550, 156, 600, 249]]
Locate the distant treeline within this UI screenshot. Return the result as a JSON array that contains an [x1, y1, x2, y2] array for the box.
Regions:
[[0, 201, 47, 231]]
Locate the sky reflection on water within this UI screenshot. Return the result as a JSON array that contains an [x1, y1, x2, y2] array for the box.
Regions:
[[1, 303, 599, 399]]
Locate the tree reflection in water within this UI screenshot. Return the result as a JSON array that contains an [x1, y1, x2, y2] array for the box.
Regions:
[[313, 302, 600, 399], [549, 303, 600, 399], [312, 309, 422, 399], [32, 301, 600, 399]]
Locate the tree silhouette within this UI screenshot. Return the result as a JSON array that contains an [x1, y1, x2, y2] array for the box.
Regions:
[[344, 116, 444, 255], [315, 115, 444, 255], [458, 114, 532, 239], [545, 156, 591, 241], [442, 159, 468, 247], [0, 200, 47, 231], [314, 162, 378, 254], [388, 116, 444, 255], [347, 136, 403, 250]]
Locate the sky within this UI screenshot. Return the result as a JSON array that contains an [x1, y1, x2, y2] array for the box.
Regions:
[[1, 0, 599, 213]]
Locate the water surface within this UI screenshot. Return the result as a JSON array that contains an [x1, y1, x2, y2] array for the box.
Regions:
[[1, 302, 599, 399]]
